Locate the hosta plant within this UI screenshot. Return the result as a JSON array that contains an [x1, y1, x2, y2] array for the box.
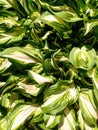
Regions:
[[0, 0, 98, 130]]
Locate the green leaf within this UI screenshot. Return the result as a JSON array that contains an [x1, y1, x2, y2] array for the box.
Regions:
[[0, 16, 19, 28], [0, 46, 42, 68], [0, 118, 7, 130], [0, 58, 11, 74], [41, 89, 69, 114], [44, 80, 68, 100], [38, 124, 51, 130], [69, 46, 96, 70], [90, 67, 98, 89], [1, 93, 11, 108], [85, 20, 98, 35], [78, 109, 98, 130], [55, 11, 82, 22], [93, 86, 98, 110], [79, 91, 98, 126], [42, 82, 78, 114], [40, 11, 70, 33], [0, 75, 19, 95], [0, 26, 25, 45], [0, 0, 11, 9], [89, 67, 98, 109], [78, 110, 85, 130], [28, 70, 55, 85], [7, 0, 27, 17], [5, 104, 39, 130], [30, 107, 43, 122], [19, 0, 40, 14], [17, 81, 45, 96], [0, 0, 98, 129], [58, 107, 77, 130], [44, 114, 61, 128]]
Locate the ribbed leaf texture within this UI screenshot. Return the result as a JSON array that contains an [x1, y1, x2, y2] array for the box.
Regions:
[[0, 0, 98, 130]]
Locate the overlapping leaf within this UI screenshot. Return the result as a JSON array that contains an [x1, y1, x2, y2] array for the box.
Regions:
[[0, 0, 98, 130]]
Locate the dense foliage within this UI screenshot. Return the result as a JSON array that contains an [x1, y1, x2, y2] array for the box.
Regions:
[[0, 0, 98, 130]]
